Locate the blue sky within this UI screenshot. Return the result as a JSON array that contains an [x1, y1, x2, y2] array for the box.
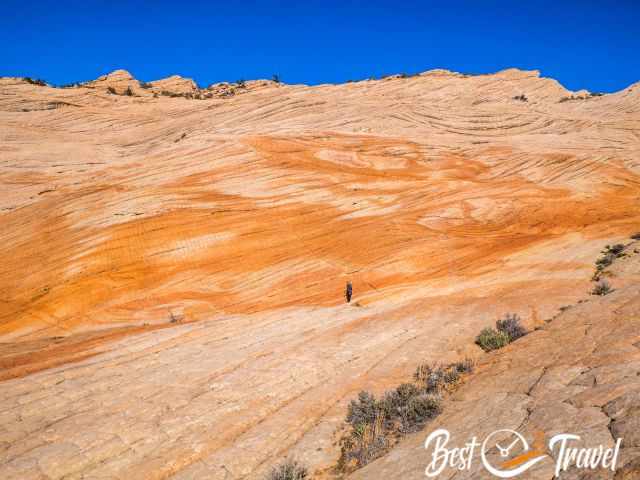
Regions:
[[2, 0, 639, 92]]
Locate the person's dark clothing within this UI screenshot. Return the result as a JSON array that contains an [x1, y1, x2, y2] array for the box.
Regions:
[[345, 282, 353, 303]]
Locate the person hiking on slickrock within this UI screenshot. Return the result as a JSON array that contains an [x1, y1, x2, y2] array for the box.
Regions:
[[345, 281, 353, 303]]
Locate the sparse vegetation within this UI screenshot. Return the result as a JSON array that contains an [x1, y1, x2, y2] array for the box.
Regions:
[[23, 77, 47, 86], [559, 92, 603, 103], [591, 280, 613, 296], [513, 94, 528, 102], [265, 459, 308, 480], [58, 82, 82, 88], [593, 244, 626, 280], [475, 313, 527, 352], [496, 313, 527, 341], [475, 327, 511, 352], [338, 359, 472, 472]]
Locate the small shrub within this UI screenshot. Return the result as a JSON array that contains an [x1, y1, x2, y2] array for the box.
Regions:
[[594, 244, 625, 279], [591, 280, 612, 296], [398, 394, 441, 432], [266, 459, 308, 480], [595, 252, 616, 270], [475, 327, 510, 352], [453, 358, 475, 374], [379, 383, 422, 423], [605, 244, 625, 256], [346, 391, 380, 427], [513, 94, 528, 102], [631, 232, 640, 240], [339, 414, 387, 470], [414, 361, 472, 393], [496, 313, 527, 341], [24, 77, 47, 86]]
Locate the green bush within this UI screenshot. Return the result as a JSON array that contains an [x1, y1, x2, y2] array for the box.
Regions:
[[475, 327, 511, 352], [398, 394, 441, 432]]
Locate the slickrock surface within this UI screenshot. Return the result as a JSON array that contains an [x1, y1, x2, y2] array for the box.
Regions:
[[148, 75, 198, 94], [351, 246, 640, 480], [0, 68, 639, 479]]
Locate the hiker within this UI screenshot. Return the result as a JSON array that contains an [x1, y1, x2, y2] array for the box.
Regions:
[[345, 281, 353, 303]]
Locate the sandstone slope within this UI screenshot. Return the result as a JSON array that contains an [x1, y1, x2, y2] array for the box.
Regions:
[[0, 68, 639, 479], [351, 244, 640, 480]]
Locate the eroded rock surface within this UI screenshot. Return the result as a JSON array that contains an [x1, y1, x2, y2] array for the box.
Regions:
[[0, 69, 639, 479], [351, 250, 640, 480]]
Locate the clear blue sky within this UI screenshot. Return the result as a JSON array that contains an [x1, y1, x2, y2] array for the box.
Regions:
[[2, 0, 639, 92]]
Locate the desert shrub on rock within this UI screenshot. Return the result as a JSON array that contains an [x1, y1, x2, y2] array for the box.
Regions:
[[605, 244, 625, 256], [591, 280, 613, 296], [496, 313, 527, 341], [340, 358, 471, 471], [397, 394, 441, 432], [339, 413, 387, 470], [414, 361, 473, 393], [593, 244, 626, 279], [475, 327, 511, 352], [346, 391, 380, 427], [476, 314, 528, 352], [266, 459, 308, 480], [24, 77, 47, 86]]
